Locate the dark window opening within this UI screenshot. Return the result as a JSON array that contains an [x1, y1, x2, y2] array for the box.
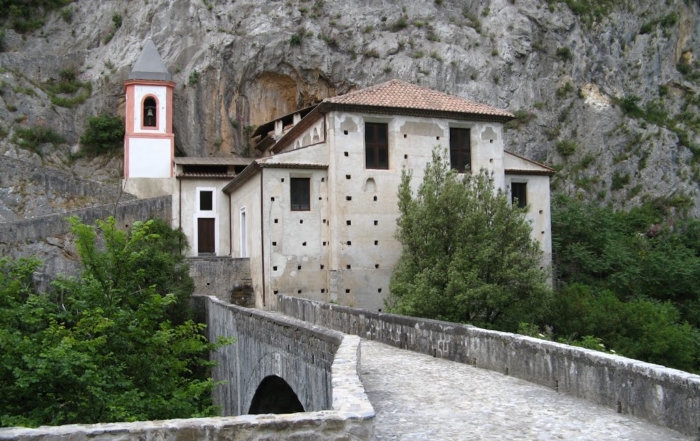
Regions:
[[291, 178, 310, 211], [199, 191, 213, 211], [449, 128, 471, 173], [143, 97, 157, 127], [365, 122, 389, 169], [511, 182, 527, 208], [248, 375, 304, 415]]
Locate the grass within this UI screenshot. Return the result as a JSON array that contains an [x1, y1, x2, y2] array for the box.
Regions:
[[12, 125, 66, 154], [390, 15, 409, 32], [43, 68, 93, 108], [611, 171, 630, 190], [556, 82, 574, 98]]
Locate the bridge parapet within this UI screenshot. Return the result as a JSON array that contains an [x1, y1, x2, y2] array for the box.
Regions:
[[1, 296, 375, 441], [277, 294, 700, 438]]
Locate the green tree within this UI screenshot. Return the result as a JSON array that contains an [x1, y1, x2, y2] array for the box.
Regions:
[[79, 114, 124, 154], [387, 148, 551, 331], [0, 217, 229, 427]]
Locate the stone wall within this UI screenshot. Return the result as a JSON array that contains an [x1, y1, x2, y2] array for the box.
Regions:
[[0, 195, 172, 246], [0, 156, 133, 202], [277, 294, 700, 438], [187, 257, 253, 306], [193, 295, 340, 416]]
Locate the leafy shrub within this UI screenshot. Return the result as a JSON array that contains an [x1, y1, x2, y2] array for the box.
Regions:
[[0, 29, 5, 52], [188, 70, 200, 85], [618, 95, 643, 117], [556, 46, 572, 61], [112, 13, 122, 29], [556, 139, 577, 157], [639, 22, 654, 34], [0, 218, 232, 426], [80, 114, 124, 154], [290, 34, 302, 45]]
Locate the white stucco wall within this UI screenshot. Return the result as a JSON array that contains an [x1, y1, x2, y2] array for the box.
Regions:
[[127, 138, 171, 178], [174, 178, 231, 258], [248, 111, 551, 312], [133, 85, 168, 134], [264, 168, 330, 311], [506, 174, 553, 270], [230, 173, 264, 307]]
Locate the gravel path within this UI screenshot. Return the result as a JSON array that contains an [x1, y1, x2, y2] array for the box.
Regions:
[[360, 339, 692, 441]]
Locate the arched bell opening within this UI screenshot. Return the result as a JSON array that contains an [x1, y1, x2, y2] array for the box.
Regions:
[[143, 96, 157, 127], [248, 375, 304, 415]]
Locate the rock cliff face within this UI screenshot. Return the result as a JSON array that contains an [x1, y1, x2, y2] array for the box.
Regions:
[[0, 0, 699, 213]]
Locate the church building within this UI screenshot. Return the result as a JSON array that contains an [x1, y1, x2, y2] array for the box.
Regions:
[[122, 41, 554, 312]]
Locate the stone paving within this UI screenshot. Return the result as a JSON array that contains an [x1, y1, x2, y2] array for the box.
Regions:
[[360, 339, 692, 441]]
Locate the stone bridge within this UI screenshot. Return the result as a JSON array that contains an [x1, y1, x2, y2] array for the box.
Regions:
[[3, 295, 700, 441]]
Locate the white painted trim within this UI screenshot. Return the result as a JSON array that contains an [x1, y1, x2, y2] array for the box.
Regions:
[[196, 187, 217, 213], [194, 187, 218, 256]]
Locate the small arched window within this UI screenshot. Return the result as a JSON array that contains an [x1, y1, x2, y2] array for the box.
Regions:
[[143, 97, 157, 127]]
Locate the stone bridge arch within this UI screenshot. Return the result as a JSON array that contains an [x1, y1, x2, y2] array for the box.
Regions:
[[195, 295, 343, 416], [248, 375, 304, 415]]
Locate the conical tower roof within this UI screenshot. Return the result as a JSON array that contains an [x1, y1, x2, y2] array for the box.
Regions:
[[128, 39, 172, 81]]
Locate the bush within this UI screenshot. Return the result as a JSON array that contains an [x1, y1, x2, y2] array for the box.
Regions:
[[112, 13, 122, 29], [0, 218, 232, 427], [188, 70, 200, 85], [290, 34, 302, 45], [556, 46, 572, 61], [556, 139, 577, 157], [611, 171, 630, 190], [80, 114, 124, 154]]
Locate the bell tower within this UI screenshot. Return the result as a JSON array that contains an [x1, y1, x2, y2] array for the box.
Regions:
[[123, 39, 175, 198]]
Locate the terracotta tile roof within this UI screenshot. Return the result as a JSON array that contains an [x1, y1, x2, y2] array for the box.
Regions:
[[324, 80, 513, 118]]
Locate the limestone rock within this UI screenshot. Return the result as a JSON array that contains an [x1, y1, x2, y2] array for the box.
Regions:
[[0, 0, 698, 213]]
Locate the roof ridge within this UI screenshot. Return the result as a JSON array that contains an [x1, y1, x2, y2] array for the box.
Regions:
[[324, 80, 512, 118]]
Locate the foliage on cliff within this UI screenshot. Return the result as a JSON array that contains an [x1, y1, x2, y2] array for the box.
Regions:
[[387, 149, 551, 331], [544, 196, 700, 372], [0, 217, 230, 427], [1, 0, 72, 33], [79, 114, 125, 154]]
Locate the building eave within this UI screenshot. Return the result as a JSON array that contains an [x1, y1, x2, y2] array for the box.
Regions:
[[222, 162, 262, 194]]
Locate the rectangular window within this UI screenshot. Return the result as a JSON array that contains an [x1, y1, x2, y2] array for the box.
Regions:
[[290, 178, 310, 211], [199, 190, 213, 211], [365, 122, 389, 169], [511, 182, 527, 208], [449, 128, 471, 173]]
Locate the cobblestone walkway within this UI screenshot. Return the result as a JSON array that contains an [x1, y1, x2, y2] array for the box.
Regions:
[[360, 339, 692, 441]]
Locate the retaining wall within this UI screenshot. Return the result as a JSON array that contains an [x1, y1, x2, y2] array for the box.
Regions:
[[0, 156, 133, 202], [0, 195, 172, 246], [277, 294, 700, 438], [188, 257, 253, 306]]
